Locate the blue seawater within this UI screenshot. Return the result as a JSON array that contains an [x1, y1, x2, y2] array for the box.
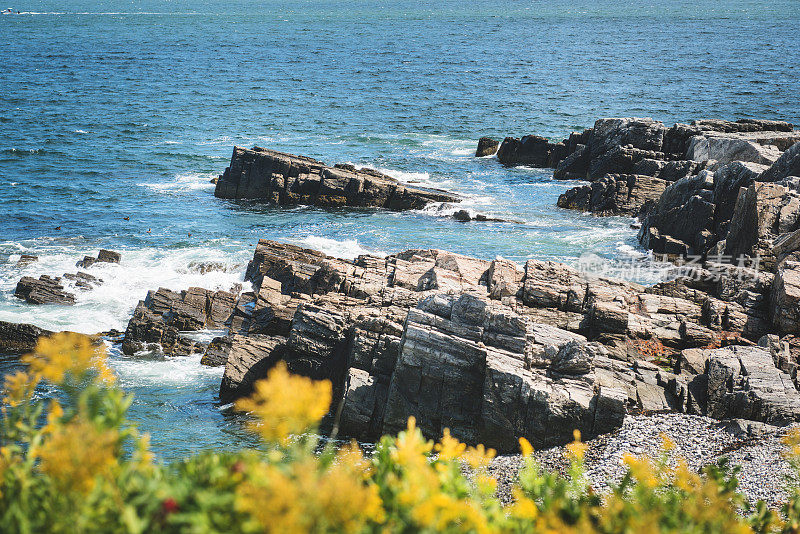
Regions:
[[0, 0, 798, 458]]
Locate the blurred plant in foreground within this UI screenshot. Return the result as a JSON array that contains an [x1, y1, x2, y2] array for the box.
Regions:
[[1, 333, 800, 532]]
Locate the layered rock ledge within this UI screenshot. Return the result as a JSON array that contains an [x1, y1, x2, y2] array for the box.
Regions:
[[481, 118, 800, 272], [121, 239, 800, 452], [214, 146, 459, 209]]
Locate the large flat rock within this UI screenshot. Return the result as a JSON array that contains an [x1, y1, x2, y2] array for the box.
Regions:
[[214, 146, 459, 209]]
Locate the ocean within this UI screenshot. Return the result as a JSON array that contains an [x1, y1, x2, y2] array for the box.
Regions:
[[1, 0, 799, 459]]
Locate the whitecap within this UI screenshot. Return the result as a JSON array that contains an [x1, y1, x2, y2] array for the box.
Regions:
[[294, 236, 385, 260], [138, 172, 217, 193]]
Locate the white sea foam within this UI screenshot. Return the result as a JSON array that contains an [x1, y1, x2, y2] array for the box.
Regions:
[[294, 236, 385, 260], [138, 172, 217, 193], [0, 244, 249, 334], [110, 350, 223, 390], [74, 129, 88, 134]]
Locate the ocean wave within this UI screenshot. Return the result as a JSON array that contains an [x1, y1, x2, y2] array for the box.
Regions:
[[294, 236, 385, 260], [137, 172, 217, 193], [0, 245, 249, 334], [109, 349, 223, 390]]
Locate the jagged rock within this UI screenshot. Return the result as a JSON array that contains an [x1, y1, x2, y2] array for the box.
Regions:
[[496, 135, 554, 167], [771, 261, 800, 335], [712, 161, 769, 237], [686, 133, 790, 166], [121, 286, 239, 356], [760, 141, 800, 183], [631, 158, 704, 182], [590, 118, 666, 157], [76, 249, 121, 268], [214, 146, 459, 209], [0, 320, 53, 353], [587, 146, 668, 180], [14, 275, 75, 305], [201, 336, 232, 366], [15, 254, 37, 267], [557, 174, 668, 216], [219, 335, 286, 402], [475, 137, 499, 157], [638, 171, 715, 255], [724, 182, 800, 265], [553, 145, 589, 180], [705, 345, 800, 425], [114, 238, 800, 448]]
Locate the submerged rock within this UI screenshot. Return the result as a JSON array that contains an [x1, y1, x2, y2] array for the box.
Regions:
[[214, 146, 459, 209]]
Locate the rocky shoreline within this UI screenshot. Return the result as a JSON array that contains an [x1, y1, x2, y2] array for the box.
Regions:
[[4, 115, 800, 496]]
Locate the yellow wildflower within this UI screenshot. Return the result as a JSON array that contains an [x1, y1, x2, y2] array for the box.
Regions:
[[565, 429, 588, 461], [510, 488, 539, 520], [236, 451, 383, 533], [24, 332, 115, 386], [660, 432, 676, 451], [435, 428, 466, 461], [518, 437, 533, 457], [622, 453, 658, 489], [36, 419, 119, 494], [462, 443, 496, 469], [392, 417, 433, 466], [235, 362, 332, 444], [2, 370, 40, 407]]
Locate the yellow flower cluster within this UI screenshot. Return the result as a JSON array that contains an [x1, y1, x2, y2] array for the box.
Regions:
[[3, 333, 800, 533], [235, 362, 332, 444], [236, 446, 383, 533], [381, 418, 498, 533], [36, 419, 120, 494], [23, 331, 115, 386]]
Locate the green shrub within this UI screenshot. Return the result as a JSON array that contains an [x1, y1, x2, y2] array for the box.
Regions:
[[0, 333, 798, 533]]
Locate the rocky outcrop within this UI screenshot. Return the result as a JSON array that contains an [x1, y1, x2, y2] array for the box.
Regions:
[[76, 249, 121, 268], [14, 275, 76, 305], [760, 142, 800, 183], [0, 321, 53, 353], [557, 174, 668, 217], [490, 118, 798, 223], [475, 137, 499, 157], [638, 171, 715, 256], [686, 131, 800, 166], [705, 345, 800, 425], [122, 286, 239, 356], [114, 239, 800, 450], [497, 135, 555, 167], [12, 250, 120, 305], [214, 146, 459, 209]]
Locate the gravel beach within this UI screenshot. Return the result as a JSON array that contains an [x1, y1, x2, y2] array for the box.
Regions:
[[488, 413, 798, 510]]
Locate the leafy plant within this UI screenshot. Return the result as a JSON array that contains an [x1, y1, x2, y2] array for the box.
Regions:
[[0, 333, 798, 533]]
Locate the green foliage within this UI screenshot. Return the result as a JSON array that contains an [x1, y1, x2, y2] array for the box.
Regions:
[[2, 333, 800, 533]]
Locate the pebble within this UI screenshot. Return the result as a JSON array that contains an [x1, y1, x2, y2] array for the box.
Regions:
[[487, 413, 798, 510]]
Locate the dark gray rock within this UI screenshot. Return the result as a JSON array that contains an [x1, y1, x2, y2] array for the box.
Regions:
[[557, 174, 668, 217], [14, 275, 75, 305], [496, 135, 554, 167], [759, 141, 800, 183], [475, 137, 499, 157], [553, 144, 589, 180], [638, 171, 716, 255], [214, 146, 459, 209], [0, 320, 53, 353]]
